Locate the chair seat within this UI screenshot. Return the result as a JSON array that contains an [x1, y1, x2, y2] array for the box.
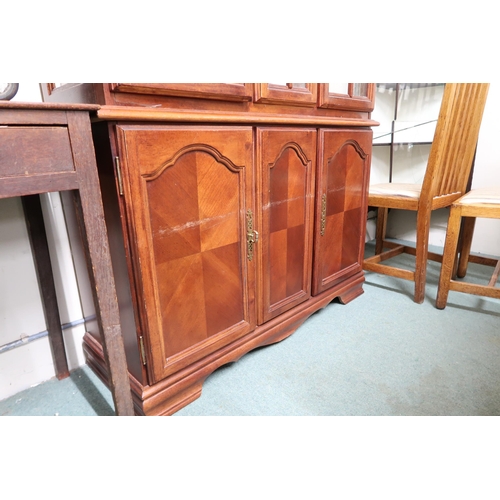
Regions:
[[369, 183, 422, 199], [454, 187, 500, 206]]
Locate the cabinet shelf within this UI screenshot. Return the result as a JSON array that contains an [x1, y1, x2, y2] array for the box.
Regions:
[[372, 83, 444, 182], [376, 83, 445, 91], [374, 142, 433, 147]]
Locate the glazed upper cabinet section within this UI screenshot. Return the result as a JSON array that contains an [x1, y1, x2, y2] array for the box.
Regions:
[[108, 83, 374, 111], [257, 128, 316, 324], [318, 83, 375, 111], [115, 125, 256, 383], [312, 128, 372, 296]]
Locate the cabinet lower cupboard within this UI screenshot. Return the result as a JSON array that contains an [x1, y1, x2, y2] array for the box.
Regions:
[[42, 83, 376, 415]]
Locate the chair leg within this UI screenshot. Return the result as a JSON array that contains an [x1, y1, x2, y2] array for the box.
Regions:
[[375, 207, 388, 255], [456, 216, 476, 279], [413, 209, 432, 304], [436, 206, 463, 309]]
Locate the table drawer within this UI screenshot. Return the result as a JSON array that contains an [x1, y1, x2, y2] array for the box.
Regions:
[[0, 127, 74, 177]]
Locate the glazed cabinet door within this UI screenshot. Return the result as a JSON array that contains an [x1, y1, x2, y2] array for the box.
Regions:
[[318, 84, 375, 112], [116, 126, 255, 383], [256, 128, 316, 324], [312, 128, 372, 295]]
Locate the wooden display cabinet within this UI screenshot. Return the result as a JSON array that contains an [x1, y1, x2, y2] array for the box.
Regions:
[[42, 83, 377, 415]]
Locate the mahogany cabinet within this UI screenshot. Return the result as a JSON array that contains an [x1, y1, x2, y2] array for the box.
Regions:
[[42, 83, 376, 415]]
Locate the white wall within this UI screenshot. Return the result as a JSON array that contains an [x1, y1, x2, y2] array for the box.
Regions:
[[0, 84, 85, 401], [466, 84, 500, 256]]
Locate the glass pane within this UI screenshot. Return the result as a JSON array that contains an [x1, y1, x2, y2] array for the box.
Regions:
[[352, 83, 368, 97], [328, 83, 349, 95], [372, 87, 397, 144]]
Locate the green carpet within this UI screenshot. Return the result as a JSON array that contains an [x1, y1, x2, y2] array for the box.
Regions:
[[174, 249, 500, 416], [0, 363, 115, 416], [1, 241, 499, 416]]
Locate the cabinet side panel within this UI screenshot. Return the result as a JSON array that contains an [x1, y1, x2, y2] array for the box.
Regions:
[[86, 122, 144, 382]]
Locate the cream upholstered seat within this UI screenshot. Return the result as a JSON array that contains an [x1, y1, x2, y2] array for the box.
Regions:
[[363, 83, 490, 303], [368, 183, 422, 199], [436, 187, 500, 308], [450, 187, 500, 205]]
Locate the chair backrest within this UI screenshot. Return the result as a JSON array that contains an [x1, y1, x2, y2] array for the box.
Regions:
[[420, 83, 489, 207]]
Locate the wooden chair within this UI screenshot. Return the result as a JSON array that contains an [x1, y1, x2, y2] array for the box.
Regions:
[[436, 187, 500, 309], [363, 83, 490, 303]]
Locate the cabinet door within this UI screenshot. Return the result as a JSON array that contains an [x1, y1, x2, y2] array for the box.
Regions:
[[116, 126, 255, 383], [257, 128, 316, 324], [111, 83, 253, 102], [312, 129, 372, 295], [254, 84, 318, 107], [318, 84, 375, 112]]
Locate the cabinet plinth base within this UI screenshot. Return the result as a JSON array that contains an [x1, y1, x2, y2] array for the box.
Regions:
[[338, 283, 364, 304], [83, 272, 365, 416]]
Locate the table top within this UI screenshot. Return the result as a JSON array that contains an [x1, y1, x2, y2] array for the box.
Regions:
[[0, 101, 99, 111]]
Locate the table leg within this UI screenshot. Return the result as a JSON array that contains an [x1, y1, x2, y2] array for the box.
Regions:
[[67, 111, 135, 416], [22, 194, 70, 380]]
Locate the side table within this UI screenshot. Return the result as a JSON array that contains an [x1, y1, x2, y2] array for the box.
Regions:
[[0, 101, 134, 416]]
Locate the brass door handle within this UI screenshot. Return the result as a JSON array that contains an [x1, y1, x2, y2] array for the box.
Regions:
[[320, 193, 327, 236], [247, 210, 258, 261]]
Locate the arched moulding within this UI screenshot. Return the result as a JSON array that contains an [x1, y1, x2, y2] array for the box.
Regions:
[[143, 143, 245, 181], [327, 139, 368, 164], [268, 141, 311, 169]]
